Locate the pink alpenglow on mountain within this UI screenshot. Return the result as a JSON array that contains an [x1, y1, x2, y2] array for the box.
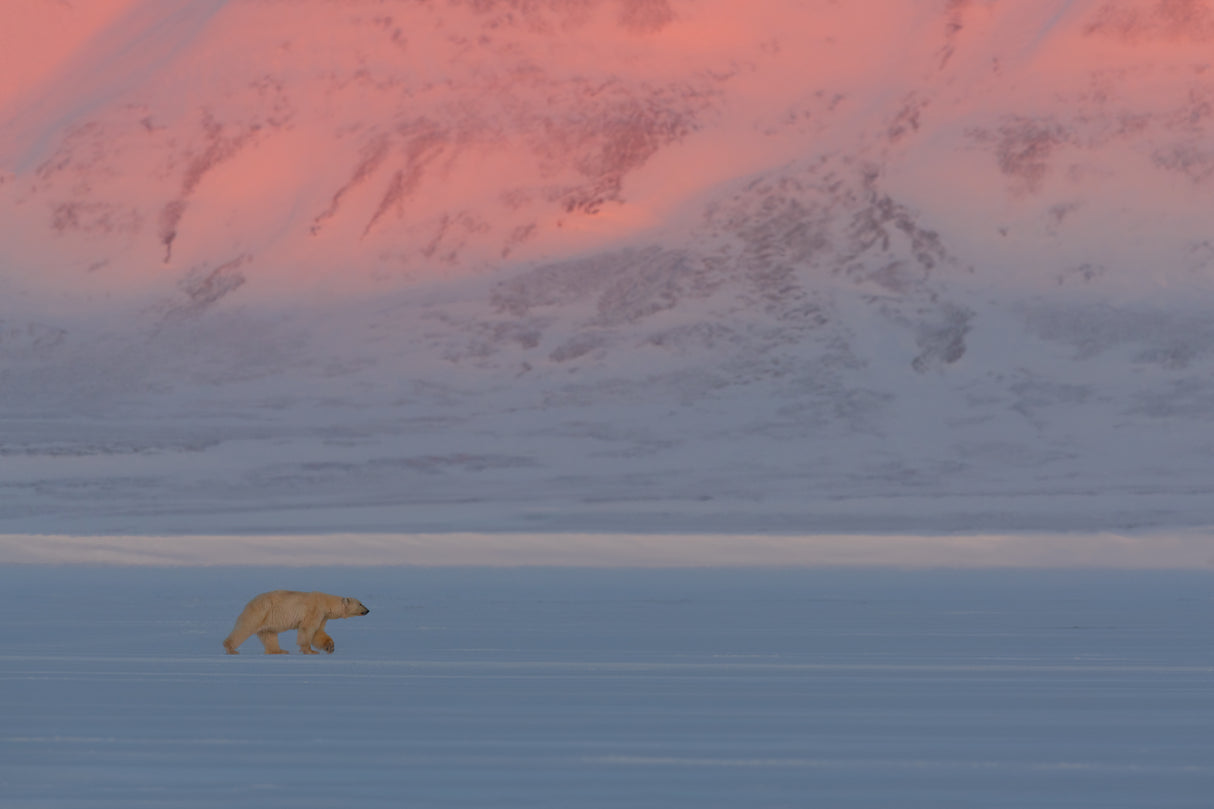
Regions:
[[4, 0, 1210, 296]]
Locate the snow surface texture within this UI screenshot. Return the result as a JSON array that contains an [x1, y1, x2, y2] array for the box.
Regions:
[[4, 1, 1214, 535], [5, 566, 1213, 808]]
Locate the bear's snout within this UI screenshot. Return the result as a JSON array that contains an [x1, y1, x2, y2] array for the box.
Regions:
[[360, 606, 370, 615]]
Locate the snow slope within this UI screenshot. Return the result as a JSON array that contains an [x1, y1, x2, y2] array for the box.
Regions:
[[4, 1, 1214, 534], [5, 565, 1213, 808]]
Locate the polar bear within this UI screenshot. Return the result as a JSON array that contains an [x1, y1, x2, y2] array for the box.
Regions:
[[223, 590, 370, 655]]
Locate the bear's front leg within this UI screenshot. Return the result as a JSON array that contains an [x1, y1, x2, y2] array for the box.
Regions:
[[312, 629, 335, 654], [295, 626, 320, 654], [257, 631, 288, 654]]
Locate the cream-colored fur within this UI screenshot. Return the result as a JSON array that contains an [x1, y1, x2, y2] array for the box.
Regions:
[[223, 590, 370, 655]]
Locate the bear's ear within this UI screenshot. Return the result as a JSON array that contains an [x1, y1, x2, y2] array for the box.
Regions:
[[342, 597, 350, 609]]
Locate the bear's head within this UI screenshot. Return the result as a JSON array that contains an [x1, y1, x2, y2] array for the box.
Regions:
[[341, 596, 371, 617]]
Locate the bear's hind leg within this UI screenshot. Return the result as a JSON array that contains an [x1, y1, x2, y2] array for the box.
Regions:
[[258, 631, 288, 654], [224, 624, 255, 654], [224, 599, 271, 655]]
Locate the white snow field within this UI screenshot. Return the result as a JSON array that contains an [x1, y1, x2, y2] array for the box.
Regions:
[[4, 562, 1213, 809]]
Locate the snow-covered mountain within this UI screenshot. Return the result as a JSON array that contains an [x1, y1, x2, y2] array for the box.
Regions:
[[3, 0, 1214, 535]]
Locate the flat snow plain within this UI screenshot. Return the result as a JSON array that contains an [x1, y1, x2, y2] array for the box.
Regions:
[[4, 560, 1213, 808]]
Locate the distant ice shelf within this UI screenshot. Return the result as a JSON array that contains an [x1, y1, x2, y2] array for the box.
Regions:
[[2, 529, 1213, 570]]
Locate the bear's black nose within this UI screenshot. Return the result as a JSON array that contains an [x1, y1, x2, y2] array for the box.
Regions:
[[362, 607, 370, 614]]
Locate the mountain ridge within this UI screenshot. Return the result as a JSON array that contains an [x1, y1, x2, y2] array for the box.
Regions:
[[3, 0, 1214, 534]]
